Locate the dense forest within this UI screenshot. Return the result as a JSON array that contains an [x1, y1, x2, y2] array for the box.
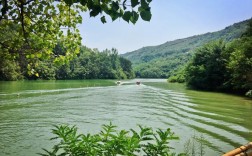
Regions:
[[168, 19, 252, 96], [0, 44, 134, 80], [122, 19, 250, 78]]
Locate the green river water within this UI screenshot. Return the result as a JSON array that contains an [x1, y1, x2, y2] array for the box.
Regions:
[[0, 79, 251, 156]]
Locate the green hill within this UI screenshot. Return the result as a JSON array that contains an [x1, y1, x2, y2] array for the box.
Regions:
[[122, 19, 250, 78]]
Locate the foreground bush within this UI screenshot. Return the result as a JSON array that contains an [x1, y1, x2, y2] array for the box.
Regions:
[[39, 123, 185, 156]]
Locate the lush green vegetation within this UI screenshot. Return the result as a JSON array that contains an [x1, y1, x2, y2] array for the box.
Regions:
[[0, 0, 152, 80], [168, 19, 252, 96], [122, 19, 250, 78], [184, 40, 227, 90], [0, 45, 134, 80], [39, 123, 184, 156]]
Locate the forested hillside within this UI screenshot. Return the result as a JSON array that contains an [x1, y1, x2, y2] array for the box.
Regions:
[[122, 19, 250, 78], [0, 45, 134, 80], [169, 18, 252, 96]]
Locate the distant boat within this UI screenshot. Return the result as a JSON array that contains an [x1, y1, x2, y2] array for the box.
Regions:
[[136, 81, 141, 85], [116, 81, 121, 85]]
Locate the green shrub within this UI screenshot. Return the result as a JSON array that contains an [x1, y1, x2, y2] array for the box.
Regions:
[[39, 123, 185, 156], [168, 75, 185, 83]]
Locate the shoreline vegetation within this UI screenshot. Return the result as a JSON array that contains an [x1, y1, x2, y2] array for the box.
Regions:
[[1, 18, 251, 97], [0, 46, 135, 81], [167, 19, 252, 97]]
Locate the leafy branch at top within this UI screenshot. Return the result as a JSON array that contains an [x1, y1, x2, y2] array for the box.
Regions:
[[0, 0, 152, 77]]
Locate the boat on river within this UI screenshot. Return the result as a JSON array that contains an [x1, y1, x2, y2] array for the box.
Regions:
[[116, 81, 121, 85], [136, 81, 141, 85]]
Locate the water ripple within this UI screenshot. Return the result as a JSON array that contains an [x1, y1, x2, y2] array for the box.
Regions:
[[0, 80, 252, 156]]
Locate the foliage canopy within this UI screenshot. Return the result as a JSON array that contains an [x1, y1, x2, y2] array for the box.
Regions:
[[169, 19, 252, 95], [0, 0, 152, 77], [185, 40, 227, 90]]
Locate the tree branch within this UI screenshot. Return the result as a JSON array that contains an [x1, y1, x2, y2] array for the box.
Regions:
[[0, 0, 9, 21], [23, 0, 35, 5]]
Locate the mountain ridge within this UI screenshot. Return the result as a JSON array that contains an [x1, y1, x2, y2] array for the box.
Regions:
[[121, 19, 250, 78]]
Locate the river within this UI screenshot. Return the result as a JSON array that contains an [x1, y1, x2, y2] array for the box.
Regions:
[[0, 79, 251, 156]]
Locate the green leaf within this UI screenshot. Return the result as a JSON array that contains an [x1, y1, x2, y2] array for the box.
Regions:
[[89, 5, 101, 17], [101, 16, 106, 24], [140, 10, 151, 21], [122, 11, 131, 23], [138, 6, 144, 12], [131, 0, 140, 8], [31, 54, 35, 58], [90, 8, 101, 17], [140, 0, 148, 9], [111, 1, 119, 11], [93, 0, 100, 5], [36, 53, 42, 58], [64, 0, 73, 6], [130, 11, 139, 24], [80, 0, 87, 6], [119, 9, 124, 17], [110, 13, 119, 21]]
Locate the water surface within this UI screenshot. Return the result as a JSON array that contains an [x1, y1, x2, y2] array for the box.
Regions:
[[0, 79, 251, 155]]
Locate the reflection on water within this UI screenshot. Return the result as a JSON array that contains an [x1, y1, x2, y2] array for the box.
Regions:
[[0, 79, 251, 156]]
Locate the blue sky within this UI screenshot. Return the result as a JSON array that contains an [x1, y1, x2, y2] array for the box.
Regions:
[[79, 0, 252, 54]]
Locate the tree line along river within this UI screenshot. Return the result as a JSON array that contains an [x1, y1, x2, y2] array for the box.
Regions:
[[0, 79, 251, 155]]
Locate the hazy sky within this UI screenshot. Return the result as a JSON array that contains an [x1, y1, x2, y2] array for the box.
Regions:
[[79, 0, 252, 54]]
